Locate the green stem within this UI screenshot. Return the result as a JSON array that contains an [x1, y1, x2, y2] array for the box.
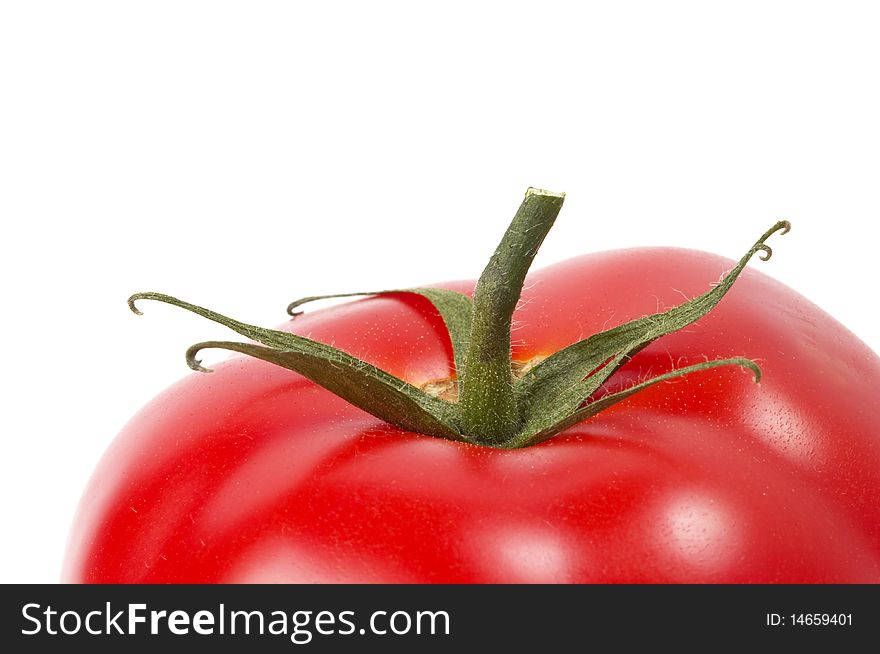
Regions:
[[130, 188, 783, 449], [458, 188, 566, 443]]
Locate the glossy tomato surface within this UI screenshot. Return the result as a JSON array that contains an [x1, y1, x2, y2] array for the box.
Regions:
[[63, 248, 880, 582]]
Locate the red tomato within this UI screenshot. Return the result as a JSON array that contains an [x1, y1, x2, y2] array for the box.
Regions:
[[63, 247, 880, 583]]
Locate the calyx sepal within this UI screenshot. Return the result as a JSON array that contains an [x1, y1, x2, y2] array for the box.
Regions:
[[129, 190, 789, 448]]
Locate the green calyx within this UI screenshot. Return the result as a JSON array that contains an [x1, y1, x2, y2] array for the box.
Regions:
[[129, 189, 789, 449]]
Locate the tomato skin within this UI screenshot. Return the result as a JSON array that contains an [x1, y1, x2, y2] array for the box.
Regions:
[[63, 248, 880, 583]]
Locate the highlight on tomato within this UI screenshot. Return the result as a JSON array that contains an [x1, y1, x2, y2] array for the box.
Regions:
[[64, 189, 880, 583]]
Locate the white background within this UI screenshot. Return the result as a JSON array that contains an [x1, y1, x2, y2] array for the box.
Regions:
[[1, 1, 878, 583]]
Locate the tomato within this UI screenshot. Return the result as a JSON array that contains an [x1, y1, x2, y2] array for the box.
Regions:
[[63, 242, 880, 583]]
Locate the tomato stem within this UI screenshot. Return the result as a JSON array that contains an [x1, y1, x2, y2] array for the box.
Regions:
[[458, 188, 565, 443], [129, 190, 789, 449]]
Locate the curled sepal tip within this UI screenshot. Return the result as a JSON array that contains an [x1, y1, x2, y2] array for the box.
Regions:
[[127, 293, 148, 315], [184, 343, 213, 373], [753, 220, 790, 261]]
